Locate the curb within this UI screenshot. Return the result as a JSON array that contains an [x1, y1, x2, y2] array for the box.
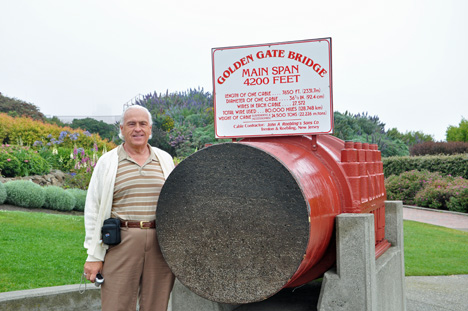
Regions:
[[0, 284, 101, 311]]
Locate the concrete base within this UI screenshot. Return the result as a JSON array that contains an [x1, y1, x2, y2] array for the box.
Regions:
[[318, 201, 406, 311], [0, 284, 101, 311], [169, 201, 406, 311], [169, 279, 323, 311], [169, 280, 239, 311]]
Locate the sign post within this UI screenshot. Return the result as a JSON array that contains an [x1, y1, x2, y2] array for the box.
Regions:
[[212, 38, 333, 139]]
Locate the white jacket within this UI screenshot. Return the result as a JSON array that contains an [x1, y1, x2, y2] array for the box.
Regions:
[[83, 145, 175, 262]]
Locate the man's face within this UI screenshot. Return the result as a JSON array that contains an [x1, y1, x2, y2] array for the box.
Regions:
[[120, 108, 152, 150]]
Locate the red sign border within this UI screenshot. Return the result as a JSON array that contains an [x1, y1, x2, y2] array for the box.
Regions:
[[211, 37, 333, 139]]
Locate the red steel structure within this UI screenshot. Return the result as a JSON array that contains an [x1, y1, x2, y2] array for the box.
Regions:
[[157, 134, 388, 303], [239, 135, 389, 288]]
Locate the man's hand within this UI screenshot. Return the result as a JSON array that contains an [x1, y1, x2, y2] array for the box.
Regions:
[[84, 261, 103, 283]]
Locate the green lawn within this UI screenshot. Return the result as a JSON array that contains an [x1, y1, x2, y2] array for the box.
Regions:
[[404, 220, 468, 276], [1, 211, 467, 293], [0, 211, 86, 292]]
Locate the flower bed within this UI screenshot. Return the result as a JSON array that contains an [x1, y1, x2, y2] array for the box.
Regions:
[[385, 170, 468, 213]]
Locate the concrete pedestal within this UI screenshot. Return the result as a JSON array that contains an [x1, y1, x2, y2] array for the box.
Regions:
[[318, 201, 406, 311], [169, 201, 406, 311]]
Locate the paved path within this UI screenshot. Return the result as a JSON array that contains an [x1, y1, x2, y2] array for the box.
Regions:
[[403, 205, 468, 232], [406, 275, 468, 311]]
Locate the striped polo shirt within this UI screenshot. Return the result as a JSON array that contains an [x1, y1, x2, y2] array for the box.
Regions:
[[111, 145, 165, 221]]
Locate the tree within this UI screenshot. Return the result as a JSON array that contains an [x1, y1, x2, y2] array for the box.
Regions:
[[446, 117, 468, 142], [69, 118, 119, 141], [333, 111, 409, 157], [333, 111, 359, 140], [387, 128, 434, 145], [45, 116, 66, 127], [0, 94, 45, 121]]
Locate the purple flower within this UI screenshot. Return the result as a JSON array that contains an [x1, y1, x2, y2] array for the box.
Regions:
[[59, 131, 68, 140], [70, 133, 79, 141]]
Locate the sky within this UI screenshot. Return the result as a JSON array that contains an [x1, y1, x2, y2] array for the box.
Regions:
[[1, 0, 467, 141]]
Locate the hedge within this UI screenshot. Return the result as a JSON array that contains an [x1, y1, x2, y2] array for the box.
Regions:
[[383, 154, 468, 179]]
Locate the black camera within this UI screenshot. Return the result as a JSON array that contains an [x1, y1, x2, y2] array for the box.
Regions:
[[95, 273, 104, 287]]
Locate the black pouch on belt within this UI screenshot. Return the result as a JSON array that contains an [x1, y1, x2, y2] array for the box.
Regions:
[[101, 218, 121, 245]]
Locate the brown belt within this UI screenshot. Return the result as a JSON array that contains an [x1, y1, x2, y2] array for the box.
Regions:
[[120, 220, 155, 229]]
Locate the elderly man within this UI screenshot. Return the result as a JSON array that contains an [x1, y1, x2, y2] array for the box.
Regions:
[[83, 105, 175, 310]]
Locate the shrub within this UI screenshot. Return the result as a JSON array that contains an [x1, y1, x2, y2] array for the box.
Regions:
[[410, 141, 468, 156], [0, 182, 6, 204], [386, 170, 468, 212], [43, 186, 76, 211], [0, 152, 22, 177], [414, 176, 468, 212], [39, 143, 104, 190], [66, 188, 87, 211], [0, 145, 51, 177], [37, 147, 75, 173], [445, 177, 468, 213], [385, 170, 443, 205], [13, 148, 51, 176], [5, 180, 45, 208], [447, 187, 468, 213], [63, 172, 92, 190], [414, 179, 452, 209], [0, 112, 116, 150]]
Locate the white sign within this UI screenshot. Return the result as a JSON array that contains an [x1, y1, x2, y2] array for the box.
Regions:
[[212, 38, 333, 139]]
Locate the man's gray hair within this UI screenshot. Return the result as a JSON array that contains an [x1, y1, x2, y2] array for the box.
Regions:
[[118, 105, 153, 140]]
